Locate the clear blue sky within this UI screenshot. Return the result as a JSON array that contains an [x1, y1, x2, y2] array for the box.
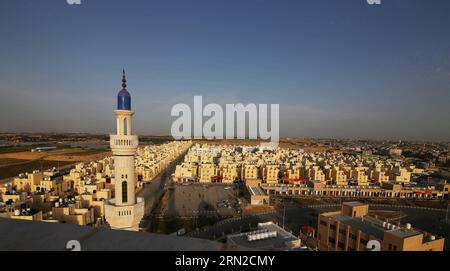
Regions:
[[0, 0, 449, 141]]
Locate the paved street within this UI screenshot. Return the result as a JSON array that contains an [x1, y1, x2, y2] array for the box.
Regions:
[[161, 183, 240, 218], [137, 150, 188, 215]]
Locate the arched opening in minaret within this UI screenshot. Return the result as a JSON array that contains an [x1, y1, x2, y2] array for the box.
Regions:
[[123, 118, 128, 135], [122, 181, 128, 203]]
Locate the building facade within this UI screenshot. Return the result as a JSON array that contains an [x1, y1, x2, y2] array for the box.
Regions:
[[316, 202, 445, 251]]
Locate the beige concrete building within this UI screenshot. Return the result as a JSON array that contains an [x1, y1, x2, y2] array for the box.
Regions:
[[246, 185, 270, 205], [243, 164, 260, 181], [331, 167, 347, 185], [351, 167, 369, 186], [174, 163, 198, 182], [199, 163, 218, 183], [220, 164, 240, 183], [52, 199, 95, 226], [263, 164, 280, 184], [317, 202, 445, 251], [13, 171, 43, 193], [310, 166, 326, 183]]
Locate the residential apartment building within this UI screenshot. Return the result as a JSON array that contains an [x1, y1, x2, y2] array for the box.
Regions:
[[317, 202, 445, 251]]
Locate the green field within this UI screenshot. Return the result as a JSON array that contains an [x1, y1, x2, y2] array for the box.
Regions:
[[0, 145, 34, 154], [0, 144, 71, 154], [62, 148, 110, 156], [0, 160, 75, 180], [0, 158, 29, 166]]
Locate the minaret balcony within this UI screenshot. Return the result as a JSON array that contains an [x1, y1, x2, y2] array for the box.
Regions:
[[110, 134, 139, 150]]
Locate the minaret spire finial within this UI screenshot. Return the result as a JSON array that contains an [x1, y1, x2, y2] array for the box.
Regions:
[[122, 69, 127, 89]]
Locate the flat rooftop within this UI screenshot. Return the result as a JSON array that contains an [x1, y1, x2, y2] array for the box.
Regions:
[[227, 221, 299, 251], [0, 218, 248, 251], [329, 215, 422, 241], [329, 215, 385, 240], [388, 228, 421, 239], [343, 201, 367, 207], [248, 185, 267, 196]]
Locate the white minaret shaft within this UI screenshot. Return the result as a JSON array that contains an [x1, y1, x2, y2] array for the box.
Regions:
[[105, 70, 144, 231], [111, 109, 138, 206], [110, 70, 138, 206]]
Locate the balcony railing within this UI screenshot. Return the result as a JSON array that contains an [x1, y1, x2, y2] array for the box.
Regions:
[[110, 135, 139, 149]]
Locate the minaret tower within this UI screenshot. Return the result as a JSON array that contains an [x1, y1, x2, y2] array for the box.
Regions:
[[105, 70, 144, 231]]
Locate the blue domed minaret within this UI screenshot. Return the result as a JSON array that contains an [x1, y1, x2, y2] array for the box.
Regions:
[[117, 69, 131, 110], [105, 69, 144, 231]]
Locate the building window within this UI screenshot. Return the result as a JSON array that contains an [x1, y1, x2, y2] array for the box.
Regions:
[[330, 224, 336, 231], [329, 237, 335, 244], [123, 118, 128, 135], [122, 181, 128, 203]]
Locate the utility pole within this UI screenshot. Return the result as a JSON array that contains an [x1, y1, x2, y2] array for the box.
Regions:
[[446, 203, 449, 224]]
